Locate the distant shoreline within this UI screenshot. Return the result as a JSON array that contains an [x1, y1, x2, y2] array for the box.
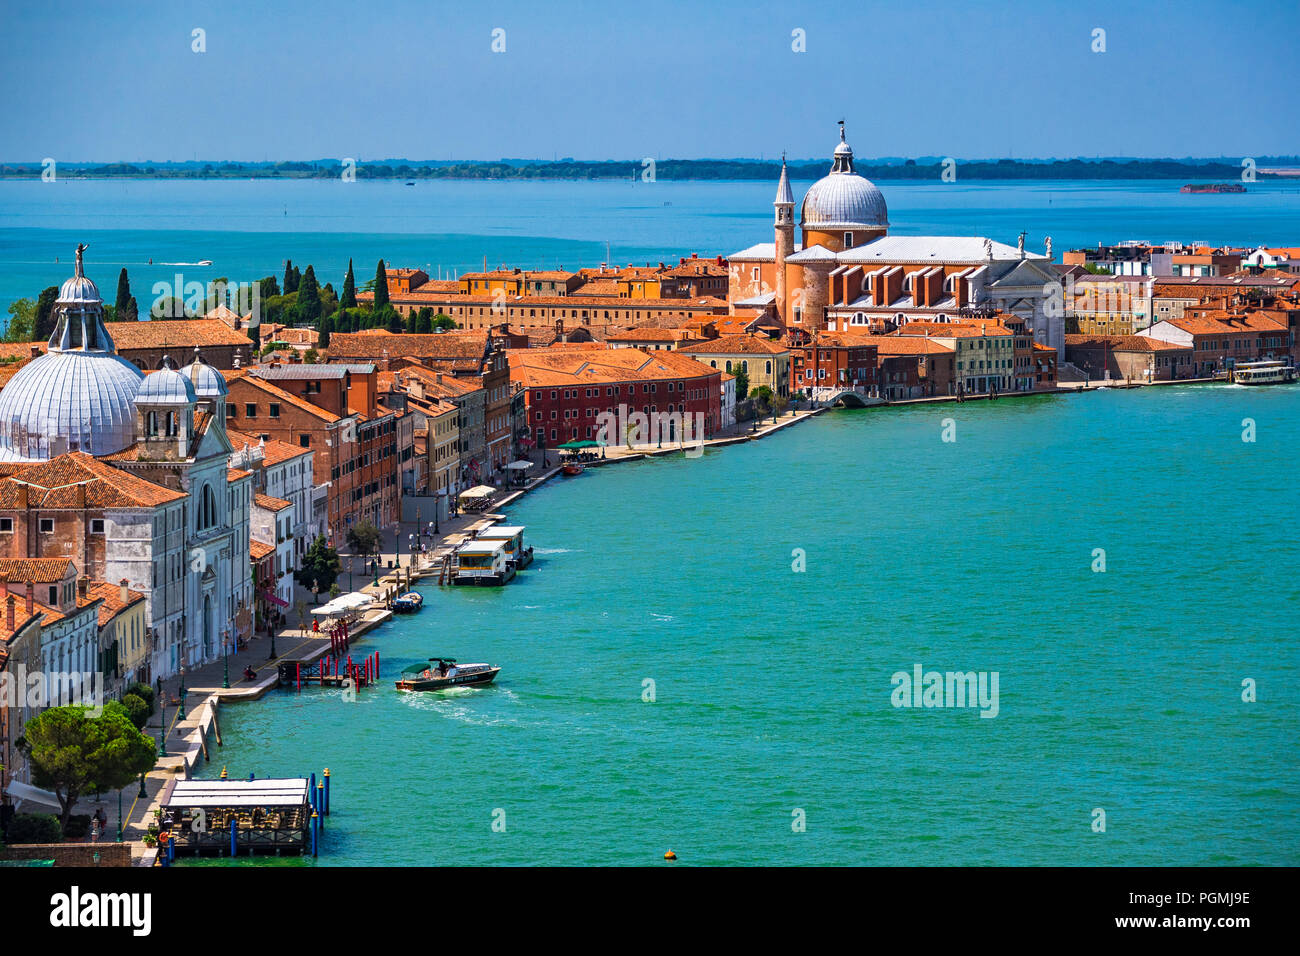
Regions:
[[0, 158, 1291, 182]]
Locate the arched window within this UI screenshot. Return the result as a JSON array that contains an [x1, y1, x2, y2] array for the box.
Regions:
[[146, 411, 158, 436], [166, 412, 177, 437]]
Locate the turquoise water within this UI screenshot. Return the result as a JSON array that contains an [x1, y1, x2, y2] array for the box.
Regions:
[[3, 177, 1300, 312], [195, 385, 1298, 866]]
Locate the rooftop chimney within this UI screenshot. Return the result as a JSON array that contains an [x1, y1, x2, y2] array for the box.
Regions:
[[120, 578, 129, 604], [30, 344, 40, 358], [25, 580, 33, 616], [78, 576, 88, 599], [5, 595, 13, 631]]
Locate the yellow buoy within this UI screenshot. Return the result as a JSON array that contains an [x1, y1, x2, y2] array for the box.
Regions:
[[664, 849, 677, 861], [220, 766, 228, 779]]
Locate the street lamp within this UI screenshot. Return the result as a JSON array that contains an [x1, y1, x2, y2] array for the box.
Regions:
[[117, 790, 123, 842], [222, 628, 230, 689], [408, 533, 415, 568], [177, 666, 186, 721], [157, 692, 167, 757]]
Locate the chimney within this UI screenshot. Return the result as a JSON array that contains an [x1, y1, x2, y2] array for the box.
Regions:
[[120, 578, 129, 604], [5, 595, 13, 631], [78, 576, 88, 599], [25, 580, 33, 615], [30, 344, 40, 358]]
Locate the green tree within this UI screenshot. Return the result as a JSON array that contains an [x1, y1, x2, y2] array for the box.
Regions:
[[283, 259, 298, 294], [346, 520, 383, 566], [340, 258, 357, 308], [295, 535, 341, 594], [412, 307, 433, 334], [4, 297, 36, 342], [18, 702, 156, 830], [731, 364, 749, 400], [318, 313, 333, 348], [32, 286, 59, 341], [298, 265, 321, 322], [372, 259, 389, 310], [432, 313, 456, 330], [385, 306, 403, 333], [121, 693, 150, 730], [113, 269, 138, 321]]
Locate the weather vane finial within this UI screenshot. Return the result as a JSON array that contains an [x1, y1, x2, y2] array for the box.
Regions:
[[838, 119, 845, 142], [75, 242, 88, 278]]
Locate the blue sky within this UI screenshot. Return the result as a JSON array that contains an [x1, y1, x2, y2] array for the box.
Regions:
[[2, 0, 1295, 162]]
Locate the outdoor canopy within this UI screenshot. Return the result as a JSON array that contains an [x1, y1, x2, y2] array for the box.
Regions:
[[311, 591, 374, 616], [556, 440, 605, 449], [505, 460, 533, 470], [459, 485, 496, 499]]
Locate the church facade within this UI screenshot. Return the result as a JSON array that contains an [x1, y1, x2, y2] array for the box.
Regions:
[[727, 126, 1064, 357], [0, 248, 253, 684]]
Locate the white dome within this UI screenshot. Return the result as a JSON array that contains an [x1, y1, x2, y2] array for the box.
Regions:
[[0, 351, 143, 461], [59, 274, 102, 305], [180, 351, 228, 397], [140, 362, 197, 405], [800, 127, 888, 231]]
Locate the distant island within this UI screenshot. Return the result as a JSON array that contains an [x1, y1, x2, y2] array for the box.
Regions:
[[0, 158, 1294, 182]]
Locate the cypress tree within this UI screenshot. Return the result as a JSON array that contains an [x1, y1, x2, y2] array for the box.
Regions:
[[341, 258, 357, 308], [283, 260, 296, 294], [318, 313, 333, 348], [32, 286, 59, 341], [299, 265, 321, 322], [114, 268, 132, 313], [373, 259, 389, 310]]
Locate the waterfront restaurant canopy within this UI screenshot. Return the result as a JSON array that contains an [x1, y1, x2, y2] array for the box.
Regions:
[[311, 592, 373, 616], [459, 485, 496, 499], [556, 440, 604, 449], [163, 778, 310, 809], [505, 460, 532, 470]]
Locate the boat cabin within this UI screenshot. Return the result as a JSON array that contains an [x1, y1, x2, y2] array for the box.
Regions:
[[476, 525, 533, 568], [454, 540, 515, 586]]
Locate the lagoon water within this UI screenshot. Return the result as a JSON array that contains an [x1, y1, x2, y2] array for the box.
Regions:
[[3, 176, 1296, 864], [197, 386, 1296, 866], [3, 176, 1300, 312]]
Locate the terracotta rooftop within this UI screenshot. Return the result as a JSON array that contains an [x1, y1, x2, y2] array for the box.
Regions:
[[85, 580, 146, 628], [0, 452, 186, 509], [105, 318, 256, 350], [0, 557, 76, 584], [253, 492, 292, 512], [678, 334, 790, 356]]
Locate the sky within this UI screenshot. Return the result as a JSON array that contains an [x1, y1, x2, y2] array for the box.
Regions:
[[1, 0, 1296, 163]]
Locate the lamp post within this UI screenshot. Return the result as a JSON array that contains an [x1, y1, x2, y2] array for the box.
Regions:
[[117, 789, 123, 842], [157, 693, 167, 757], [177, 666, 186, 721], [138, 771, 147, 799], [408, 533, 415, 568], [221, 627, 230, 689]]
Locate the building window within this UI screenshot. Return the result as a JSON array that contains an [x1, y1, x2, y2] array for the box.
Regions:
[[300, 435, 311, 447], [91, 518, 105, 533], [245, 403, 257, 418], [39, 518, 54, 533], [270, 403, 281, 418], [0, 517, 11, 533]]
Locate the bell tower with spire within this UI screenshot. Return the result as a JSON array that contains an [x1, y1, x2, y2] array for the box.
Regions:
[[773, 154, 794, 323]]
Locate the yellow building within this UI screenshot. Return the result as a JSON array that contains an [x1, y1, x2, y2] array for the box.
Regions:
[[89, 580, 148, 697]]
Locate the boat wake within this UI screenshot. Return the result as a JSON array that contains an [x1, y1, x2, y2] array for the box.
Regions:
[[532, 547, 576, 555]]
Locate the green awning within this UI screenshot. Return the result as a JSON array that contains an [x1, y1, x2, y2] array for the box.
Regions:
[[401, 663, 430, 675], [556, 440, 603, 449]]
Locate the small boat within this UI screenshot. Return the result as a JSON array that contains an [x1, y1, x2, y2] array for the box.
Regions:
[[395, 657, 500, 691], [405, 181, 416, 186], [391, 591, 423, 613], [562, 461, 584, 476], [197, 259, 213, 266], [1227, 359, 1297, 385]]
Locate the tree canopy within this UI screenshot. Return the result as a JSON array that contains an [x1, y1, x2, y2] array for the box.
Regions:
[[295, 535, 341, 594], [18, 701, 157, 828]]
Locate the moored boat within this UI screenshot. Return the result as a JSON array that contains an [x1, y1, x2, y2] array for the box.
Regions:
[[476, 525, 533, 569], [1227, 359, 1297, 385], [1180, 183, 1246, 193], [395, 657, 500, 691], [562, 460, 584, 476], [392, 591, 423, 613], [452, 539, 515, 586]]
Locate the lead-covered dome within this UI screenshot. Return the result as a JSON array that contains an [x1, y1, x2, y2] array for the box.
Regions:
[[180, 347, 228, 397], [139, 356, 197, 405], [0, 245, 144, 461], [800, 126, 888, 231]]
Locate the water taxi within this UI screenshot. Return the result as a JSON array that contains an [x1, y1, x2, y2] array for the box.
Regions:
[[395, 658, 500, 692], [391, 591, 423, 613], [452, 539, 515, 586], [476, 525, 533, 569], [562, 459, 584, 476], [1228, 360, 1296, 385]]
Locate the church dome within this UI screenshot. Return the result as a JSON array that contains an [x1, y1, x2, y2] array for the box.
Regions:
[[139, 357, 197, 405], [180, 348, 228, 397], [800, 126, 888, 231], [0, 245, 143, 462]]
